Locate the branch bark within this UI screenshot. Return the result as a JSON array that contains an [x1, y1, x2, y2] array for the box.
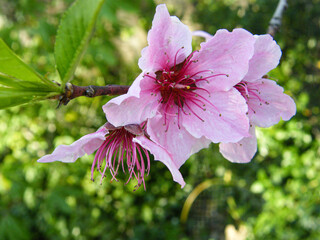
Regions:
[[69, 84, 129, 99], [57, 83, 130, 107], [267, 0, 288, 37]]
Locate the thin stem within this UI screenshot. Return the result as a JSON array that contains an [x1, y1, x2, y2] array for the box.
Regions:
[[267, 0, 288, 37], [69, 84, 129, 99], [57, 83, 130, 107]]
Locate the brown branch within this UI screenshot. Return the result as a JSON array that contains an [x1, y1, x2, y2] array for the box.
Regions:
[[69, 84, 129, 99], [57, 83, 130, 107], [267, 0, 288, 37]]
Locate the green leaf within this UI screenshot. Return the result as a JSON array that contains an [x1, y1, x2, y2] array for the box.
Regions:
[[0, 39, 62, 109], [0, 73, 61, 109], [0, 39, 56, 88], [0, 87, 57, 109], [54, 0, 105, 83], [0, 73, 57, 91]]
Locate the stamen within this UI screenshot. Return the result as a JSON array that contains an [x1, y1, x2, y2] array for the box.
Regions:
[[184, 101, 205, 122], [188, 86, 211, 97], [91, 125, 150, 190], [154, 49, 227, 128], [173, 47, 184, 71]]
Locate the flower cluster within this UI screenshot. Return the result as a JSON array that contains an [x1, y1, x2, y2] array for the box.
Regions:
[[38, 4, 296, 189]]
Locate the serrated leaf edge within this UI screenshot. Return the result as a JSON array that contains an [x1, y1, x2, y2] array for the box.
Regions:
[[54, 0, 105, 84]]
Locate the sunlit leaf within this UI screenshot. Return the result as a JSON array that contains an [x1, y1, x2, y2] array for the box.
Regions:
[[0, 39, 62, 109], [54, 0, 105, 83], [0, 73, 58, 91], [0, 87, 57, 109], [0, 39, 57, 88]]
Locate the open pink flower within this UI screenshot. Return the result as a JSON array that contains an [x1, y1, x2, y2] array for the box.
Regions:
[[103, 4, 256, 167], [219, 35, 296, 163], [38, 122, 185, 189]]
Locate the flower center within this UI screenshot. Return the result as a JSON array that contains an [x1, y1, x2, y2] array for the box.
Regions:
[[156, 61, 193, 105], [235, 81, 269, 115], [144, 49, 228, 129], [91, 126, 150, 190]]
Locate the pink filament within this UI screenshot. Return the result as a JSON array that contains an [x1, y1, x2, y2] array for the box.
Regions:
[[91, 127, 150, 190], [235, 81, 266, 114], [144, 49, 228, 127]]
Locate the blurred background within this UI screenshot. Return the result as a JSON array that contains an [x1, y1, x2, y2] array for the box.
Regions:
[[0, 0, 319, 239]]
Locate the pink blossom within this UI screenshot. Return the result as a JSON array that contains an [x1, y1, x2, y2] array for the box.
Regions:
[[219, 35, 296, 163], [103, 4, 256, 167], [38, 122, 185, 189]]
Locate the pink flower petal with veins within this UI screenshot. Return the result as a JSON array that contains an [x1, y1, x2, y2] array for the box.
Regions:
[[138, 4, 192, 72], [37, 127, 108, 163], [244, 35, 282, 82], [219, 125, 257, 163], [235, 34, 296, 127], [188, 28, 255, 91], [103, 74, 160, 127], [181, 88, 249, 143], [243, 79, 296, 128], [134, 135, 186, 188], [147, 115, 211, 168]]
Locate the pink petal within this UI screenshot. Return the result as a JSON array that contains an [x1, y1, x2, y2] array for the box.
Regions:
[[125, 72, 145, 98], [182, 88, 249, 143], [247, 79, 296, 128], [219, 125, 257, 163], [147, 115, 211, 168], [188, 28, 255, 91], [192, 30, 213, 41], [133, 135, 186, 188], [138, 4, 192, 71], [38, 127, 108, 163], [244, 34, 282, 82], [103, 74, 161, 127], [109, 72, 145, 103]]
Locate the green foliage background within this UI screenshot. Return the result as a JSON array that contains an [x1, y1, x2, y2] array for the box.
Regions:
[[0, 0, 319, 239]]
